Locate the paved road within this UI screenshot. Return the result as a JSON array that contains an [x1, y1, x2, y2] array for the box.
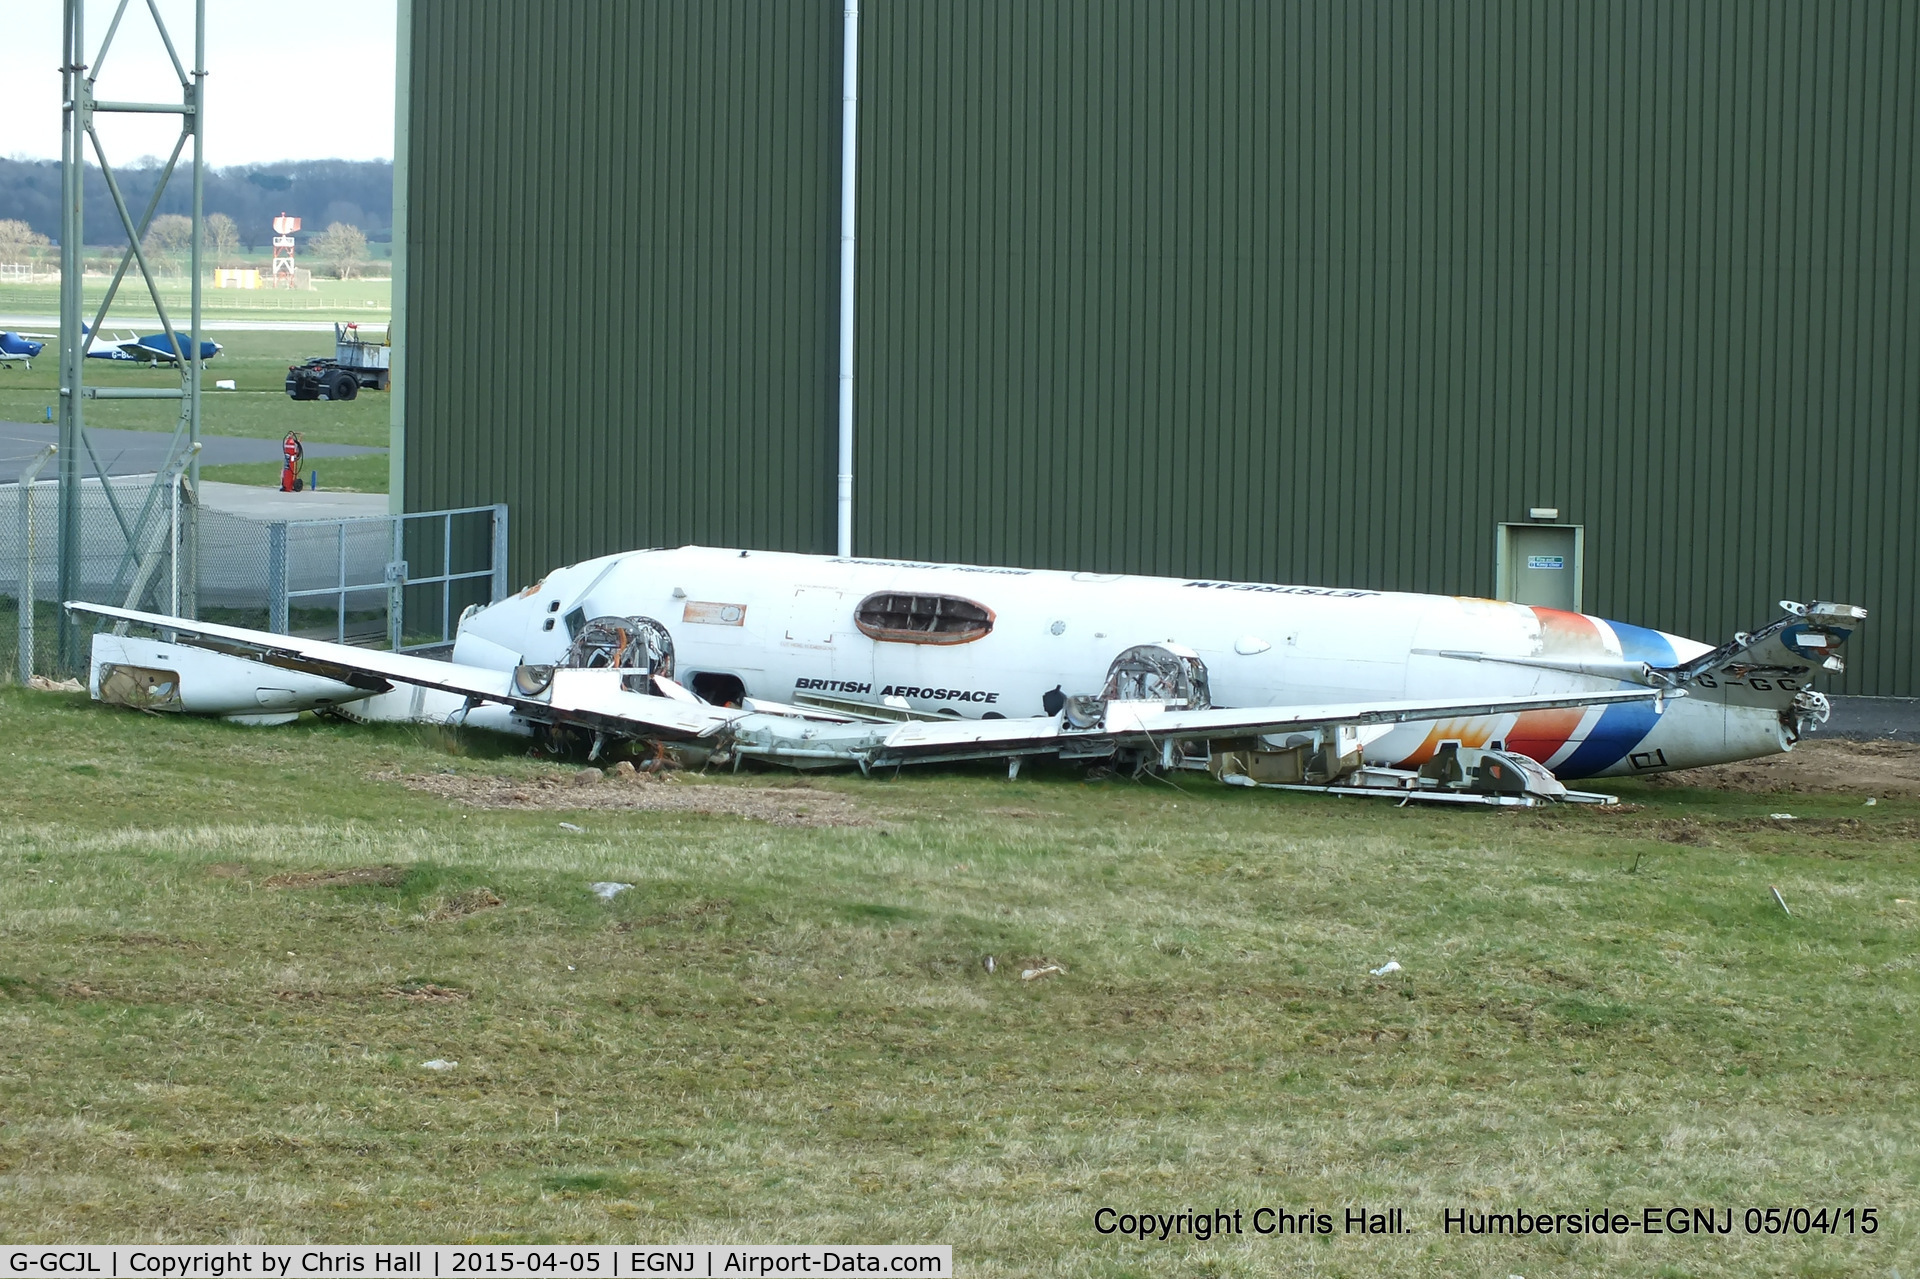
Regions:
[[5, 481, 395, 616], [1827, 696, 1920, 742], [0, 420, 385, 485], [194, 480, 390, 519]]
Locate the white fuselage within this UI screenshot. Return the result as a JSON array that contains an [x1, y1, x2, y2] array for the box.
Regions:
[[449, 546, 1789, 779]]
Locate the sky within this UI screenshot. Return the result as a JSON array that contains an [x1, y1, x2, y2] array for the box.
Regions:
[[3, 0, 397, 167]]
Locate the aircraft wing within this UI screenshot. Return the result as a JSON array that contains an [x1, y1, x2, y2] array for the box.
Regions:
[[860, 688, 1676, 766], [113, 334, 220, 363], [120, 338, 187, 364], [67, 602, 743, 740], [71, 602, 1674, 777]]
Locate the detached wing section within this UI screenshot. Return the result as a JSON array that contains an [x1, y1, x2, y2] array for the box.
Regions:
[[69, 602, 740, 739], [834, 689, 1674, 769]]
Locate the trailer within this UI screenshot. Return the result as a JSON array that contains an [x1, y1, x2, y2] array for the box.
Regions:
[[286, 323, 391, 401]]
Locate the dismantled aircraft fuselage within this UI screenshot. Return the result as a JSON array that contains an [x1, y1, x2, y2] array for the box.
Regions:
[[78, 546, 1864, 799], [447, 546, 1843, 779]]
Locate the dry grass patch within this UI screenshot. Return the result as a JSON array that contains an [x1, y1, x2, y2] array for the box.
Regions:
[[263, 864, 407, 889], [4, 688, 1918, 1273], [385, 982, 468, 1003], [96, 931, 197, 950], [616, 897, 733, 931], [385, 768, 879, 827], [428, 886, 503, 920]]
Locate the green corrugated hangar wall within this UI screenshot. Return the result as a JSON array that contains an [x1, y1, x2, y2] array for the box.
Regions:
[[400, 0, 1919, 695]]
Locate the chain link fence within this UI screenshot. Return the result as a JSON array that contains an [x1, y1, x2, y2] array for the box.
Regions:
[[2, 475, 507, 680]]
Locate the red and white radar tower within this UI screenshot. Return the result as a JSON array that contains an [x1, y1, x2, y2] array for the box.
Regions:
[[270, 213, 301, 285]]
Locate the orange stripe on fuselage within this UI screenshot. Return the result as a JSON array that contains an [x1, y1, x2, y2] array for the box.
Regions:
[[1519, 611, 1609, 764], [1531, 606, 1607, 656], [1505, 707, 1587, 765], [1393, 717, 1500, 768], [1391, 707, 1588, 770], [1391, 609, 1607, 769]]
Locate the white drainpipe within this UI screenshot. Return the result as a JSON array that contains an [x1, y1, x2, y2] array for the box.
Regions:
[[835, 0, 859, 558]]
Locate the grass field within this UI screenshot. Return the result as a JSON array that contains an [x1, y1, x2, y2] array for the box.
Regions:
[[0, 330, 391, 492], [1, 279, 393, 491], [196, 449, 393, 493], [1, 685, 1914, 1273], [1, 278, 391, 322]]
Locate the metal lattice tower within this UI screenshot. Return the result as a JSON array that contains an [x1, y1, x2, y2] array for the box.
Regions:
[[57, 0, 207, 673], [270, 212, 300, 284]]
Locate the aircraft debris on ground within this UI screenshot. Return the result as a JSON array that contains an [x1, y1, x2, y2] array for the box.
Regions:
[[69, 546, 1865, 808]]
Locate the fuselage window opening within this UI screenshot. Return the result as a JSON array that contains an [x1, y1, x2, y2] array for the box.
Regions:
[[689, 671, 747, 707], [853, 592, 995, 645]]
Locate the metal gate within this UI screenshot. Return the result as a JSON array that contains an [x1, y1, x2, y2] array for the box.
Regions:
[[267, 504, 508, 651]]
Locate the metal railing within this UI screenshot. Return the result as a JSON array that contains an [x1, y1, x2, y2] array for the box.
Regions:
[[267, 503, 508, 650]]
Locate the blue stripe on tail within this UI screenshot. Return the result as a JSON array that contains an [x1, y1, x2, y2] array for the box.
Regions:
[[1608, 619, 1678, 667], [1553, 618, 1678, 777], [1556, 699, 1662, 777]]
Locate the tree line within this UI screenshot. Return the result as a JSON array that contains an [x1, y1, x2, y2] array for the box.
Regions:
[[0, 156, 393, 251], [1, 214, 371, 279]]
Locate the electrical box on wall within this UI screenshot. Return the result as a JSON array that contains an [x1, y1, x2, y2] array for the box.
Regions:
[[1497, 522, 1584, 611]]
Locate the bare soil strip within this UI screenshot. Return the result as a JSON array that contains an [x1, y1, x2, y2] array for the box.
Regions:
[[1650, 737, 1920, 796]]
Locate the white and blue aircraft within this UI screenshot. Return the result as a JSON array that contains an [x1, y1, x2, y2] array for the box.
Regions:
[[0, 330, 48, 368], [84, 325, 221, 365], [1, 324, 220, 368], [67, 545, 1866, 806]]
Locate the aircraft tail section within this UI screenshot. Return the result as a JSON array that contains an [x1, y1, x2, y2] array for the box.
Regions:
[[1659, 601, 1866, 740]]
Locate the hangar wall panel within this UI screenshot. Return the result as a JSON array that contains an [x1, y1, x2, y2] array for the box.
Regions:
[[404, 1, 1919, 694], [403, 0, 841, 579]]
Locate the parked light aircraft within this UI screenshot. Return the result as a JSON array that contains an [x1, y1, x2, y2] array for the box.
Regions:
[[0, 324, 218, 370], [53, 322, 222, 365], [69, 546, 1865, 806], [0, 330, 47, 367], [85, 329, 222, 365], [0, 324, 217, 366]]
